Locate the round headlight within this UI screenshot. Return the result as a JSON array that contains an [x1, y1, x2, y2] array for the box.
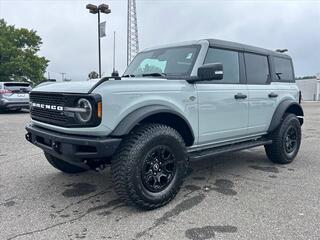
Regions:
[[75, 98, 92, 123]]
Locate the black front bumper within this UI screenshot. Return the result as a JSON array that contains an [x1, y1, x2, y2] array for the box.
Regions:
[[25, 124, 121, 168]]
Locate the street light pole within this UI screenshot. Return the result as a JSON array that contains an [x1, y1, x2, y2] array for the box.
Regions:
[[86, 3, 111, 79]]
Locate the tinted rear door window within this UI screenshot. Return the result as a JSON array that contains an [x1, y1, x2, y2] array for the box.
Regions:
[[204, 48, 240, 84], [274, 57, 294, 81], [245, 53, 270, 84]]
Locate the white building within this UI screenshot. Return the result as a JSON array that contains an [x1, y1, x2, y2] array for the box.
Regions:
[[296, 78, 320, 101]]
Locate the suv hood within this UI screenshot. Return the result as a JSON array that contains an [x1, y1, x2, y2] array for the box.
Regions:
[[31, 78, 175, 94], [32, 79, 100, 94]]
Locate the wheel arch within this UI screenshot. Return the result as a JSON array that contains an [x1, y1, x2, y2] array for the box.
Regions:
[[268, 100, 304, 133], [110, 105, 195, 146]]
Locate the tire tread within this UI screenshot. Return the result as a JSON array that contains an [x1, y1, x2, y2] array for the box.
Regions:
[[111, 123, 186, 210], [265, 113, 301, 164]]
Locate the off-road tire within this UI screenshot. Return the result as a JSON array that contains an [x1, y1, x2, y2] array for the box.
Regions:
[[44, 152, 87, 173], [111, 123, 187, 210], [265, 113, 301, 164]]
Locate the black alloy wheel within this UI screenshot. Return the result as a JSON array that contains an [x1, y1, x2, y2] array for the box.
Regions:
[[284, 126, 298, 154], [141, 145, 177, 193]]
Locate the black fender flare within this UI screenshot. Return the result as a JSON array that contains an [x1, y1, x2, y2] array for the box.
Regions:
[[110, 105, 195, 140], [268, 100, 304, 132]]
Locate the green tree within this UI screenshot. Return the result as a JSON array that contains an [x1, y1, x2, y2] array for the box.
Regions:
[[0, 19, 49, 84]]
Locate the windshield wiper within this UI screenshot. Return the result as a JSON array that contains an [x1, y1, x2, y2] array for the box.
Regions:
[[142, 72, 166, 78], [122, 74, 135, 78]]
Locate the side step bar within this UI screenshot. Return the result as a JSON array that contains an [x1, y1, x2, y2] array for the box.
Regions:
[[188, 138, 272, 161]]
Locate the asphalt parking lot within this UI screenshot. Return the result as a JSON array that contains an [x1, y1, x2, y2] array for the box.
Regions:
[[0, 102, 319, 240]]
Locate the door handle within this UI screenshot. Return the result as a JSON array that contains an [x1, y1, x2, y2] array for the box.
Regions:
[[234, 93, 247, 99], [268, 92, 278, 98]]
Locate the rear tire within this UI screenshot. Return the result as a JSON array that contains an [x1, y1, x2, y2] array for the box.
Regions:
[[111, 123, 187, 210], [265, 113, 301, 164], [44, 152, 87, 174]]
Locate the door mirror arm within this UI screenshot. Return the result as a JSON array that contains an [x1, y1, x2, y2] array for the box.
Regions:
[[187, 63, 224, 83]]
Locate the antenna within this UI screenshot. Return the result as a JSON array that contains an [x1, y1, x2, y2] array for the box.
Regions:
[[113, 31, 116, 73], [127, 0, 139, 66], [111, 31, 119, 77]]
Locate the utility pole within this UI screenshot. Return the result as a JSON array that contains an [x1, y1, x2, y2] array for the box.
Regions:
[[127, 0, 139, 66], [60, 72, 66, 81]]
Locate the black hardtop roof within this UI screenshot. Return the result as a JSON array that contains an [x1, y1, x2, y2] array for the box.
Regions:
[[206, 38, 291, 59]]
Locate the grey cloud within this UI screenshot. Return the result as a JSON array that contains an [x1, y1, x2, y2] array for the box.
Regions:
[[1, 0, 319, 80]]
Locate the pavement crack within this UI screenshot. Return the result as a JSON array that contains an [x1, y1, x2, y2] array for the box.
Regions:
[[6, 198, 120, 240], [7, 214, 85, 240], [135, 194, 206, 239], [55, 187, 112, 214]]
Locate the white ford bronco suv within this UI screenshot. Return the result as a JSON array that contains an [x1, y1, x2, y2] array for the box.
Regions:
[[26, 39, 303, 209]]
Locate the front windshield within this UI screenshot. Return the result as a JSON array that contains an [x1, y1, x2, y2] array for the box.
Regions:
[[123, 45, 200, 79]]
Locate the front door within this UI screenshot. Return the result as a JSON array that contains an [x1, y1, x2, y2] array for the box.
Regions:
[[197, 48, 248, 145]]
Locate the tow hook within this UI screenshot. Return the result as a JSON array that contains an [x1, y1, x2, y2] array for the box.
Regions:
[[83, 159, 106, 171], [52, 141, 61, 154], [25, 133, 32, 142]]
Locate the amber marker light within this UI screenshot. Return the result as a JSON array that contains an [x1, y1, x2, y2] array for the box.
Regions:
[[97, 101, 102, 118]]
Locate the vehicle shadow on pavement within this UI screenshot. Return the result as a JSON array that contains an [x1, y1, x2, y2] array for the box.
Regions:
[[35, 148, 281, 214], [5, 149, 289, 240]]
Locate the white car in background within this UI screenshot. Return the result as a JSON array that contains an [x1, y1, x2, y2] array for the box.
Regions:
[[0, 82, 32, 111]]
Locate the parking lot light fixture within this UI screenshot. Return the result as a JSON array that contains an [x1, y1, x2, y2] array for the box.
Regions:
[[86, 4, 98, 14], [98, 4, 111, 14]]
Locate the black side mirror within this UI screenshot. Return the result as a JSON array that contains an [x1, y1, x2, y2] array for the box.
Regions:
[[197, 63, 223, 81]]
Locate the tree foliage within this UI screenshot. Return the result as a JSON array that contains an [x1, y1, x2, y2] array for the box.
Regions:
[[0, 19, 49, 84]]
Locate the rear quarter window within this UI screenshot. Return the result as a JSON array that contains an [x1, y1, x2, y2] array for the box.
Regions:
[[274, 57, 294, 82]]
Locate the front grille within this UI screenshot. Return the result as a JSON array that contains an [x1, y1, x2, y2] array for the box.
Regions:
[[30, 92, 67, 125], [30, 93, 65, 106]]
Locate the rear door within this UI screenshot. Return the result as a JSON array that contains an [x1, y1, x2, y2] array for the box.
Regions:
[[245, 53, 277, 135], [196, 48, 248, 144]]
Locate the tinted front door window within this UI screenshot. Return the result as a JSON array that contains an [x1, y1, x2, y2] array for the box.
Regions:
[[204, 48, 239, 83]]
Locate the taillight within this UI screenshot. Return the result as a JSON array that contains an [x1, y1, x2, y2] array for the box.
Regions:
[[0, 89, 12, 95]]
